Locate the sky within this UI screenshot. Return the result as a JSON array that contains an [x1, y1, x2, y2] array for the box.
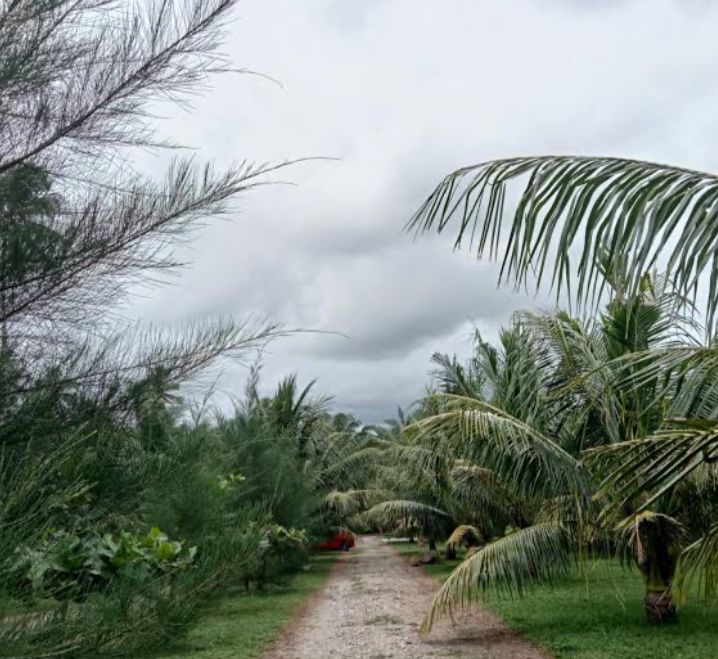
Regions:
[[124, 0, 718, 422]]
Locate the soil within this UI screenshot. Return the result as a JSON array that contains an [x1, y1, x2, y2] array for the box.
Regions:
[[263, 535, 549, 658]]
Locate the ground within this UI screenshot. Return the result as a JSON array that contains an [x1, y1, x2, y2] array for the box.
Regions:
[[264, 535, 546, 658], [153, 535, 718, 658]]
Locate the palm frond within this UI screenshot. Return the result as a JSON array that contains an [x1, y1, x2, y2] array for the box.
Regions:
[[408, 156, 718, 329], [406, 394, 592, 502], [313, 446, 385, 489], [603, 344, 718, 420], [616, 511, 686, 570], [322, 490, 362, 518], [430, 352, 484, 397], [675, 522, 718, 605], [478, 323, 548, 422], [388, 442, 452, 492], [446, 524, 482, 551], [321, 489, 389, 522], [421, 521, 573, 634], [521, 310, 622, 447], [364, 499, 450, 533], [585, 423, 718, 513], [449, 463, 512, 521]]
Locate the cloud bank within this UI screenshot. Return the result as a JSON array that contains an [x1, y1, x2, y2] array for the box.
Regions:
[[123, 0, 718, 421]]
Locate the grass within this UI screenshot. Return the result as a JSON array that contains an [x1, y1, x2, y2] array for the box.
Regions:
[[394, 541, 718, 659], [151, 553, 338, 659]]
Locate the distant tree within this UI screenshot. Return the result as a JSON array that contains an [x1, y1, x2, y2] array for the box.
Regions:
[[0, 164, 59, 347]]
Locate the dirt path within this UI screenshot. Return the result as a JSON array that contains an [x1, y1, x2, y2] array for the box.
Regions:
[[264, 536, 549, 658]]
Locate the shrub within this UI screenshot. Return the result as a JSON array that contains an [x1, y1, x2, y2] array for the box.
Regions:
[[244, 521, 309, 588], [9, 528, 196, 602]]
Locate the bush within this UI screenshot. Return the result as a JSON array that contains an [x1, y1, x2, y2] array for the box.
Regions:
[[244, 520, 309, 588], [9, 528, 196, 603]]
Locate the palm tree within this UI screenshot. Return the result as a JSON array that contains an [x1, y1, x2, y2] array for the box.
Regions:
[[586, 419, 718, 613], [409, 155, 718, 625], [362, 409, 455, 549], [413, 279, 710, 630]]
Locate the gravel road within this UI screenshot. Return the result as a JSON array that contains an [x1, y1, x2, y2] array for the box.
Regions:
[[264, 535, 549, 658]]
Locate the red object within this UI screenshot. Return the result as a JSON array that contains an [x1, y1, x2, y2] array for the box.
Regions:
[[316, 531, 355, 551]]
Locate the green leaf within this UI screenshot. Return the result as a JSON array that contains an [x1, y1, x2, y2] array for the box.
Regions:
[[409, 156, 718, 330], [421, 522, 573, 634]]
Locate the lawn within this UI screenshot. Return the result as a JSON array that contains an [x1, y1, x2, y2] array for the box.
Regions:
[[394, 542, 718, 659], [150, 554, 338, 659]]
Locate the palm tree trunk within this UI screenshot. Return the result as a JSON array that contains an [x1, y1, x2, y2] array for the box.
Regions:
[[644, 587, 676, 624], [638, 543, 678, 624], [632, 513, 681, 624]]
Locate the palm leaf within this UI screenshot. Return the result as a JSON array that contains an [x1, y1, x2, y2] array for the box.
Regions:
[[522, 310, 622, 446], [604, 344, 718, 420], [585, 423, 718, 513], [322, 490, 363, 518], [313, 446, 385, 488], [675, 522, 718, 605], [445, 524, 482, 551], [364, 500, 450, 533], [421, 521, 573, 634], [616, 511, 686, 571], [388, 442, 452, 492], [430, 352, 484, 397], [408, 156, 718, 329], [449, 463, 512, 521], [406, 394, 592, 502], [322, 489, 390, 522]]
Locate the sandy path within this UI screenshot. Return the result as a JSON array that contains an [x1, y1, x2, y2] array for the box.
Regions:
[[264, 536, 549, 658]]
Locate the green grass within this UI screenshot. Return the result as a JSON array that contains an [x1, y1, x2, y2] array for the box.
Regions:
[[394, 542, 718, 659], [151, 554, 338, 659]]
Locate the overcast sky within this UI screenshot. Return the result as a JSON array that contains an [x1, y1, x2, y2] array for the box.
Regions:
[[124, 0, 718, 422]]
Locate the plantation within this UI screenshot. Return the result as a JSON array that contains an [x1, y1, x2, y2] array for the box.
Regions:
[[3, 1, 718, 658]]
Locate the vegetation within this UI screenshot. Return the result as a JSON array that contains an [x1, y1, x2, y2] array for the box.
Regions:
[[362, 274, 718, 632], [4, 0, 718, 656], [0, 1, 376, 656]]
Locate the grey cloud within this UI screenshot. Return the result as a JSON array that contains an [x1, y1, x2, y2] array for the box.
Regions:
[[295, 241, 539, 359], [122, 0, 718, 421]]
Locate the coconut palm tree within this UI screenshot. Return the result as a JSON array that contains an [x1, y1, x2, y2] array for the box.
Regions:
[[586, 419, 718, 612], [409, 155, 718, 625], [413, 278, 710, 630], [362, 412, 456, 549]]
